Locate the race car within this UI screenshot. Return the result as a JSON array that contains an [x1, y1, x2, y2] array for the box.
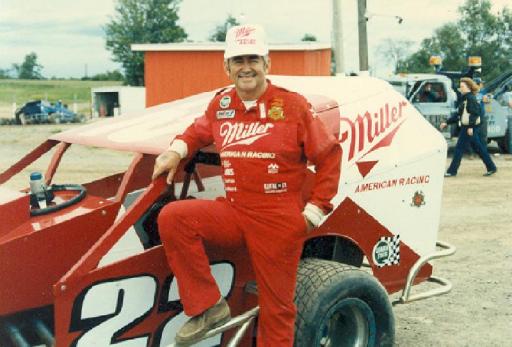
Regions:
[[0, 75, 455, 347]]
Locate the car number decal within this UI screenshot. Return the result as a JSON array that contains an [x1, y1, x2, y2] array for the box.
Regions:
[[70, 263, 234, 346]]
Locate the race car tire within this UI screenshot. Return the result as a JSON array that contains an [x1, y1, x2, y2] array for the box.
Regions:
[[294, 258, 394, 347], [30, 184, 86, 216]]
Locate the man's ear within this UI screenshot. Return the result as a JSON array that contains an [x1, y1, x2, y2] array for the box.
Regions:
[[224, 60, 230, 76], [265, 57, 271, 74]]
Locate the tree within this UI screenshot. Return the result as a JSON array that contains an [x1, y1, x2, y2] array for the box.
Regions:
[[0, 68, 11, 79], [105, 0, 188, 86], [401, 0, 512, 81], [301, 33, 317, 42], [457, 0, 507, 81], [209, 15, 240, 42], [13, 52, 44, 79], [82, 70, 124, 81], [377, 39, 414, 73]]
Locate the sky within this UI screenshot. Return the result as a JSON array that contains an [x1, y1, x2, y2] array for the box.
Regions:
[[0, 0, 510, 78]]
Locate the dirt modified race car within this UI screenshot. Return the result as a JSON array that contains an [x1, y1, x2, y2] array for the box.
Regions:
[[0, 75, 455, 347]]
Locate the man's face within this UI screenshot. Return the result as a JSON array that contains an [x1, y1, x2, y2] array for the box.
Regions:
[[225, 55, 269, 96]]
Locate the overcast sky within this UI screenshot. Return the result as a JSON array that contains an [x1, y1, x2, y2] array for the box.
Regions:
[[0, 0, 510, 78]]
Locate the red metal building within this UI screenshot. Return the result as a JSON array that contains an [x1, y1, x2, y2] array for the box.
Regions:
[[131, 43, 331, 107]]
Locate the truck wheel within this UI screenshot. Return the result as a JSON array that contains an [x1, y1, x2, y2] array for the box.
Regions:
[[295, 258, 394, 347], [505, 117, 512, 154]]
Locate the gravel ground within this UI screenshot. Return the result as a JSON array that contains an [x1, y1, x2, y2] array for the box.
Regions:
[[1, 124, 511, 346]]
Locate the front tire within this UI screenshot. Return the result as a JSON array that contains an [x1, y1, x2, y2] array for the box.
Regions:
[[295, 258, 394, 347]]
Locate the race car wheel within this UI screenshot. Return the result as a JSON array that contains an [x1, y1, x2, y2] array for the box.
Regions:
[[30, 184, 87, 216], [295, 258, 394, 347]]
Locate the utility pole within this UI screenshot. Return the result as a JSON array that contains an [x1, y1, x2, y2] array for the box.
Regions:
[[358, 0, 369, 74], [332, 0, 345, 75]]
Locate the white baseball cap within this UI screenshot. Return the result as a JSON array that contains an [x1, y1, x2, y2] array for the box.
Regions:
[[224, 24, 269, 59]]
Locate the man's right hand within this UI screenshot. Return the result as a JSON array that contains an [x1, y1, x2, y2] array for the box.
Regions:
[[440, 122, 447, 130], [152, 150, 182, 184]]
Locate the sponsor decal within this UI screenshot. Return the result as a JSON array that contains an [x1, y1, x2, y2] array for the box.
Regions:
[[372, 235, 400, 268], [235, 26, 256, 45], [411, 190, 426, 207], [259, 102, 266, 119], [268, 98, 285, 121], [264, 182, 287, 193], [236, 26, 255, 38], [224, 178, 236, 184], [224, 168, 234, 176], [216, 110, 235, 119], [225, 186, 237, 192], [355, 175, 430, 193], [69, 263, 234, 346], [267, 163, 279, 174], [220, 151, 276, 159], [222, 160, 231, 167], [339, 100, 408, 177], [219, 122, 274, 148], [220, 96, 231, 109]]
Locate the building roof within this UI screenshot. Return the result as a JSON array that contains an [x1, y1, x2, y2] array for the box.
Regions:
[[131, 42, 331, 52]]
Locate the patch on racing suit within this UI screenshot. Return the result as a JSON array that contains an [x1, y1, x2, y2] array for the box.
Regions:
[[219, 122, 274, 149], [221, 151, 276, 159], [268, 98, 285, 121], [216, 110, 235, 119], [267, 163, 279, 174], [264, 182, 287, 194], [220, 95, 231, 109]]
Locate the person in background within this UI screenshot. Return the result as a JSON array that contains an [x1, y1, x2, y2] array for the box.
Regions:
[[419, 82, 441, 102], [441, 77, 497, 177]]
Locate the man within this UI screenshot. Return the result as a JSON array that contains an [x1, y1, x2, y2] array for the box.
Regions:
[[419, 83, 441, 103], [152, 24, 341, 346]]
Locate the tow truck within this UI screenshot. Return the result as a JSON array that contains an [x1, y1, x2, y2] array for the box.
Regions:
[[0, 75, 455, 346], [386, 55, 512, 153]]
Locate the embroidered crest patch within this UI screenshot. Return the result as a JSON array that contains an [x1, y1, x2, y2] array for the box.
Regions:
[[220, 96, 231, 109], [268, 98, 285, 121]]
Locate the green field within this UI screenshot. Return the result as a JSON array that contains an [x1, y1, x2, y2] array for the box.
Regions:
[[0, 79, 123, 117]]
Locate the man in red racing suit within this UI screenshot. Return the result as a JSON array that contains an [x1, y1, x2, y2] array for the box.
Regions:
[[153, 24, 341, 346]]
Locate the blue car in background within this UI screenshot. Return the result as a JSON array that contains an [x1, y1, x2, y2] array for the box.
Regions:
[[14, 100, 83, 125]]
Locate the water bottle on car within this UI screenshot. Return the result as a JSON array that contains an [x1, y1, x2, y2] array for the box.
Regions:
[[30, 172, 47, 208]]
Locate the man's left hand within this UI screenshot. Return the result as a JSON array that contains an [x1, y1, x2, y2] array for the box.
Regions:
[[467, 128, 473, 136]]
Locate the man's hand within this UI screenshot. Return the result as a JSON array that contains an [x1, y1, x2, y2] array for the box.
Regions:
[[440, 122, 447, 130], [152, 150, 181, 184], [303, 215, 315, 234], [467, 128, 473, 136]]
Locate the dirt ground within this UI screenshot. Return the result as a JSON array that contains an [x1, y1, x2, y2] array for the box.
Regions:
[[0, 124, 511, 346]]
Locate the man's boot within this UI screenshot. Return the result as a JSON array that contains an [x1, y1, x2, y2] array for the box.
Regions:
[[175, 298, 231, 345]]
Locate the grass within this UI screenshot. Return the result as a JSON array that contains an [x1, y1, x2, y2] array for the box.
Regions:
[[0, 79, 123, 117]]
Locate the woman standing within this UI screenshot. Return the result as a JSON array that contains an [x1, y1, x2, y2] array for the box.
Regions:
[[440, 77, 497, 177]]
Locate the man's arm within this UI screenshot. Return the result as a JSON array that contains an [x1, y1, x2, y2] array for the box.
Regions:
[[300, 102, 342, 229], [152, 108, 214, 183]]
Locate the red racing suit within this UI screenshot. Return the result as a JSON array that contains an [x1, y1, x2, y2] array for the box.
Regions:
[[158, 80, 341, 346]]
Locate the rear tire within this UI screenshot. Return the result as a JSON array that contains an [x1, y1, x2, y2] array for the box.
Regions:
[[295, 258, 394, 347]]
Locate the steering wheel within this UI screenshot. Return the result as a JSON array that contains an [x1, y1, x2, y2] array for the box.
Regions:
[[30, 184, 87, 216]]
